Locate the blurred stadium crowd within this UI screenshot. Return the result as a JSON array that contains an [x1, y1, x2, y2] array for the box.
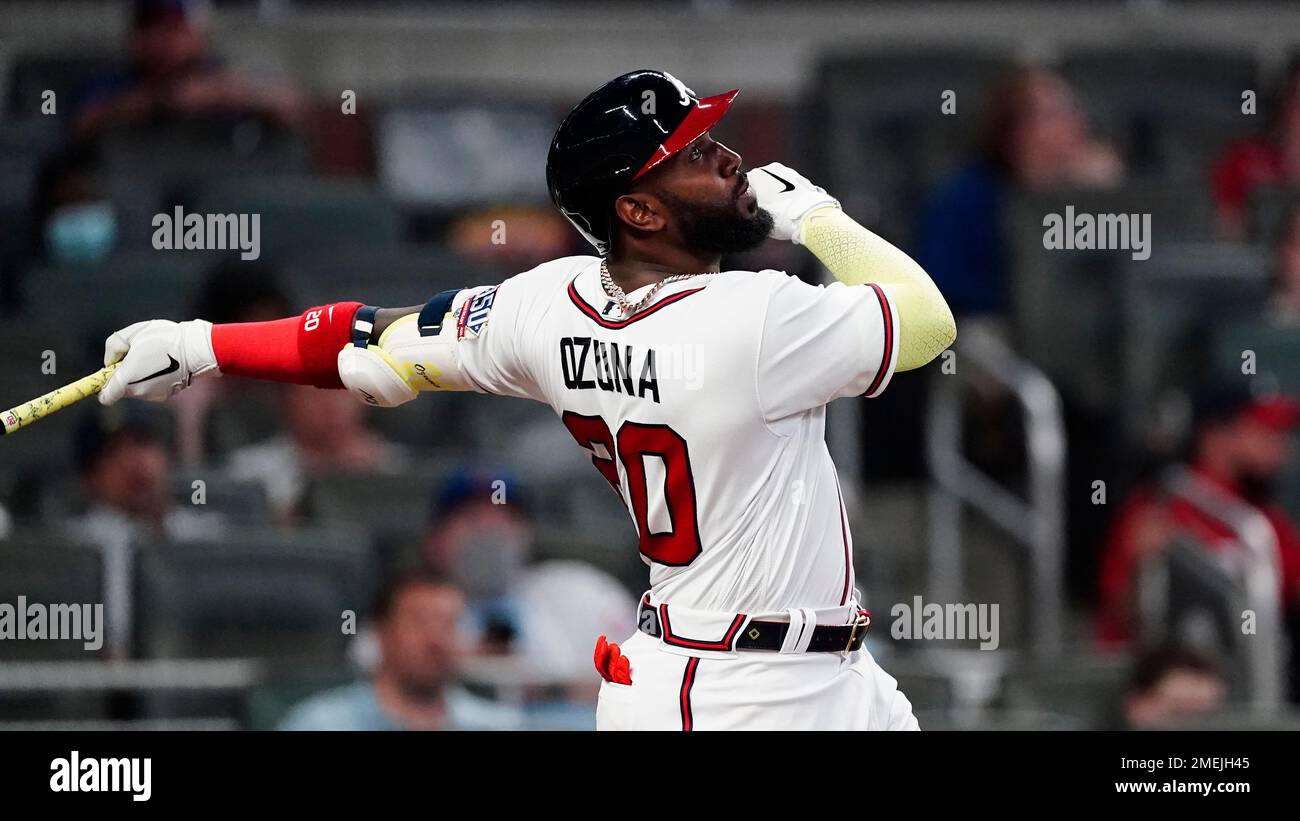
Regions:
[[4, 0, 1300, 730]]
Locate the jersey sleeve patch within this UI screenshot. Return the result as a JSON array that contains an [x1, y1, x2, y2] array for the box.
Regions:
[[456, 285, 499, 339]]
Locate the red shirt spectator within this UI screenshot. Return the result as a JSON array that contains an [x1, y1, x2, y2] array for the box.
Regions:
[[1211, 60, 1300, 239], [1097, 386, 1300, 647], [1212, 137, 1289, 238]]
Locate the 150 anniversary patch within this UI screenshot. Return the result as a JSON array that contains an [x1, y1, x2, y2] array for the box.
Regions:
[[456, 286, 499, 339]]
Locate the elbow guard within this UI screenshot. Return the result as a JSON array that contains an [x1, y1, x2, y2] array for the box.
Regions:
[[336, 289, 480, 407]]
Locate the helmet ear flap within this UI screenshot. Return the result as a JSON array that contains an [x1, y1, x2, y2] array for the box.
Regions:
[[556, 204, 610, 256]]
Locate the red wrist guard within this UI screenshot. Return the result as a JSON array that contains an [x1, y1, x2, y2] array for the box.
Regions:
[[211, 302, 364, 389]]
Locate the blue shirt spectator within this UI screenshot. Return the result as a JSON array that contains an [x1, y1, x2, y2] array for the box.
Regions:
[[278, 681, 521, 731], [917, 68, 1123, 319], [918, 160, 1007, 317], [277, 569, 524, 731]]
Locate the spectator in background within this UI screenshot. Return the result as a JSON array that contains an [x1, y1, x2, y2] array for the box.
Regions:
[[278, 569, 520, 730], [65, 403, 223, 656], [1096, 381, 1300, 661], [68, 402, 218, 549], [1267, 203, 1300, 324], [917, 67, 1123, 320], [73, 0, 306, 138], [916, 66, 1125, 600], [191, 258, 296, 325], [29, 142, 116, 269], [226, 383, 411, 525], [1117, 644, 1228, 730], [175, 258, 295, 466], [422, 466, 633, 726], [1212, 58, 1300, 241]]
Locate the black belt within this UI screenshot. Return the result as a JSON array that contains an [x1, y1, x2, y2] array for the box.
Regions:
[[638, 601, 871, 653]]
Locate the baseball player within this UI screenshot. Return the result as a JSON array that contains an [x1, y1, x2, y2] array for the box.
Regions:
[[99, 70, 955, 730]]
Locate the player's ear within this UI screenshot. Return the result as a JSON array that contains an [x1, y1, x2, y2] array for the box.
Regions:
[[613, 192, 667, 234]]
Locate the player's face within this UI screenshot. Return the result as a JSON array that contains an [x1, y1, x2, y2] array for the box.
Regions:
[[637, 132, 774, 255], [661, 133, 755, 215]]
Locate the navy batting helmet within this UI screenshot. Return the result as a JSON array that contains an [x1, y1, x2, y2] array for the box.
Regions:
[[545, 70, 739, 255]]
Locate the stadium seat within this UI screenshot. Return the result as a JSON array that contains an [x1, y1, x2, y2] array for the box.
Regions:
[[884, 670, 955, 713], [0, 118, 56, 207], [100, 118, 310, 191], [103, 172, 172, 252], [0, 119, 57, 312], [374, 98, 556, 209], [132, 526, 374, 660], [21, 250, 220, 357], [241, 664, 361, 730], [1060, 46, 1259, 179], [530, 524, 643, 595], [0, 533, 105, 660], [1211, 322, 1300, 514], [914, 707, 1087, 731], [1248, 186, 1300, 244], [1120, 243, 1269, 444], [1212, 321, 1300, 394], [1007, 188, 1220, 415], [1003, 651, 1130, 728], [5, 53, 122, 116], [961, 509, 1031, 650], [1169, 709, 1300, 731], [0, 318, 96, 492], [284, 245, 505, 309], [850, 481, 929, 617], [197, 382, 286, 460], [185, 175, 401, 261], [305, 468, 448, 538], [167, 473, 271, 527]]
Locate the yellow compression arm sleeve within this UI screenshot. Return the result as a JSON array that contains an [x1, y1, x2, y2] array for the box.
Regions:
[[799, 206, 956, 371]]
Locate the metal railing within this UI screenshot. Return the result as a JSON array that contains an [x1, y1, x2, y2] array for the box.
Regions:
[[1149, 467, 1286, 712], [925, 323, 1067, 659], [0, 658, 264, 692]]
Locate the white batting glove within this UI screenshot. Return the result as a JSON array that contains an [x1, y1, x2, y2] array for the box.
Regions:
[[99, 319, 219, 405], [747, 162, 840, 244]]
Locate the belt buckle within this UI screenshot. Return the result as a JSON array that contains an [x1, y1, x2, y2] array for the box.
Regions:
[[845, 609, 871, 651]]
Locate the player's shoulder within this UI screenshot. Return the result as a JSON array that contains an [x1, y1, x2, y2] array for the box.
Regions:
[[490, 256, 598, 320], [677, 270, 797, 342], [710, 267, 793, 289], [715, 267, 868, 300], [705, 269, 869, 334], [503, 255, 599, 291], [706, 267, 814, 302]]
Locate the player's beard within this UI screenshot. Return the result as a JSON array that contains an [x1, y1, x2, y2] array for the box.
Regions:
[[659, 189, 774, 256]]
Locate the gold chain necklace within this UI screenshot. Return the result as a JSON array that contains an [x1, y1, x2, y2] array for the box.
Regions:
[[599, 259, 716, 316]]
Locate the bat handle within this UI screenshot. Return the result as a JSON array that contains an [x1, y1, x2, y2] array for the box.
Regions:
[[1, 363, 119, 436]]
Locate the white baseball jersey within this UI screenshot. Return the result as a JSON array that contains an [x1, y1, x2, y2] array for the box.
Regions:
[[449, 255, 899, 616]]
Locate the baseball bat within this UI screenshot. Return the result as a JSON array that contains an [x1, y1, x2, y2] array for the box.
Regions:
[[1, 363, 118, 436]]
